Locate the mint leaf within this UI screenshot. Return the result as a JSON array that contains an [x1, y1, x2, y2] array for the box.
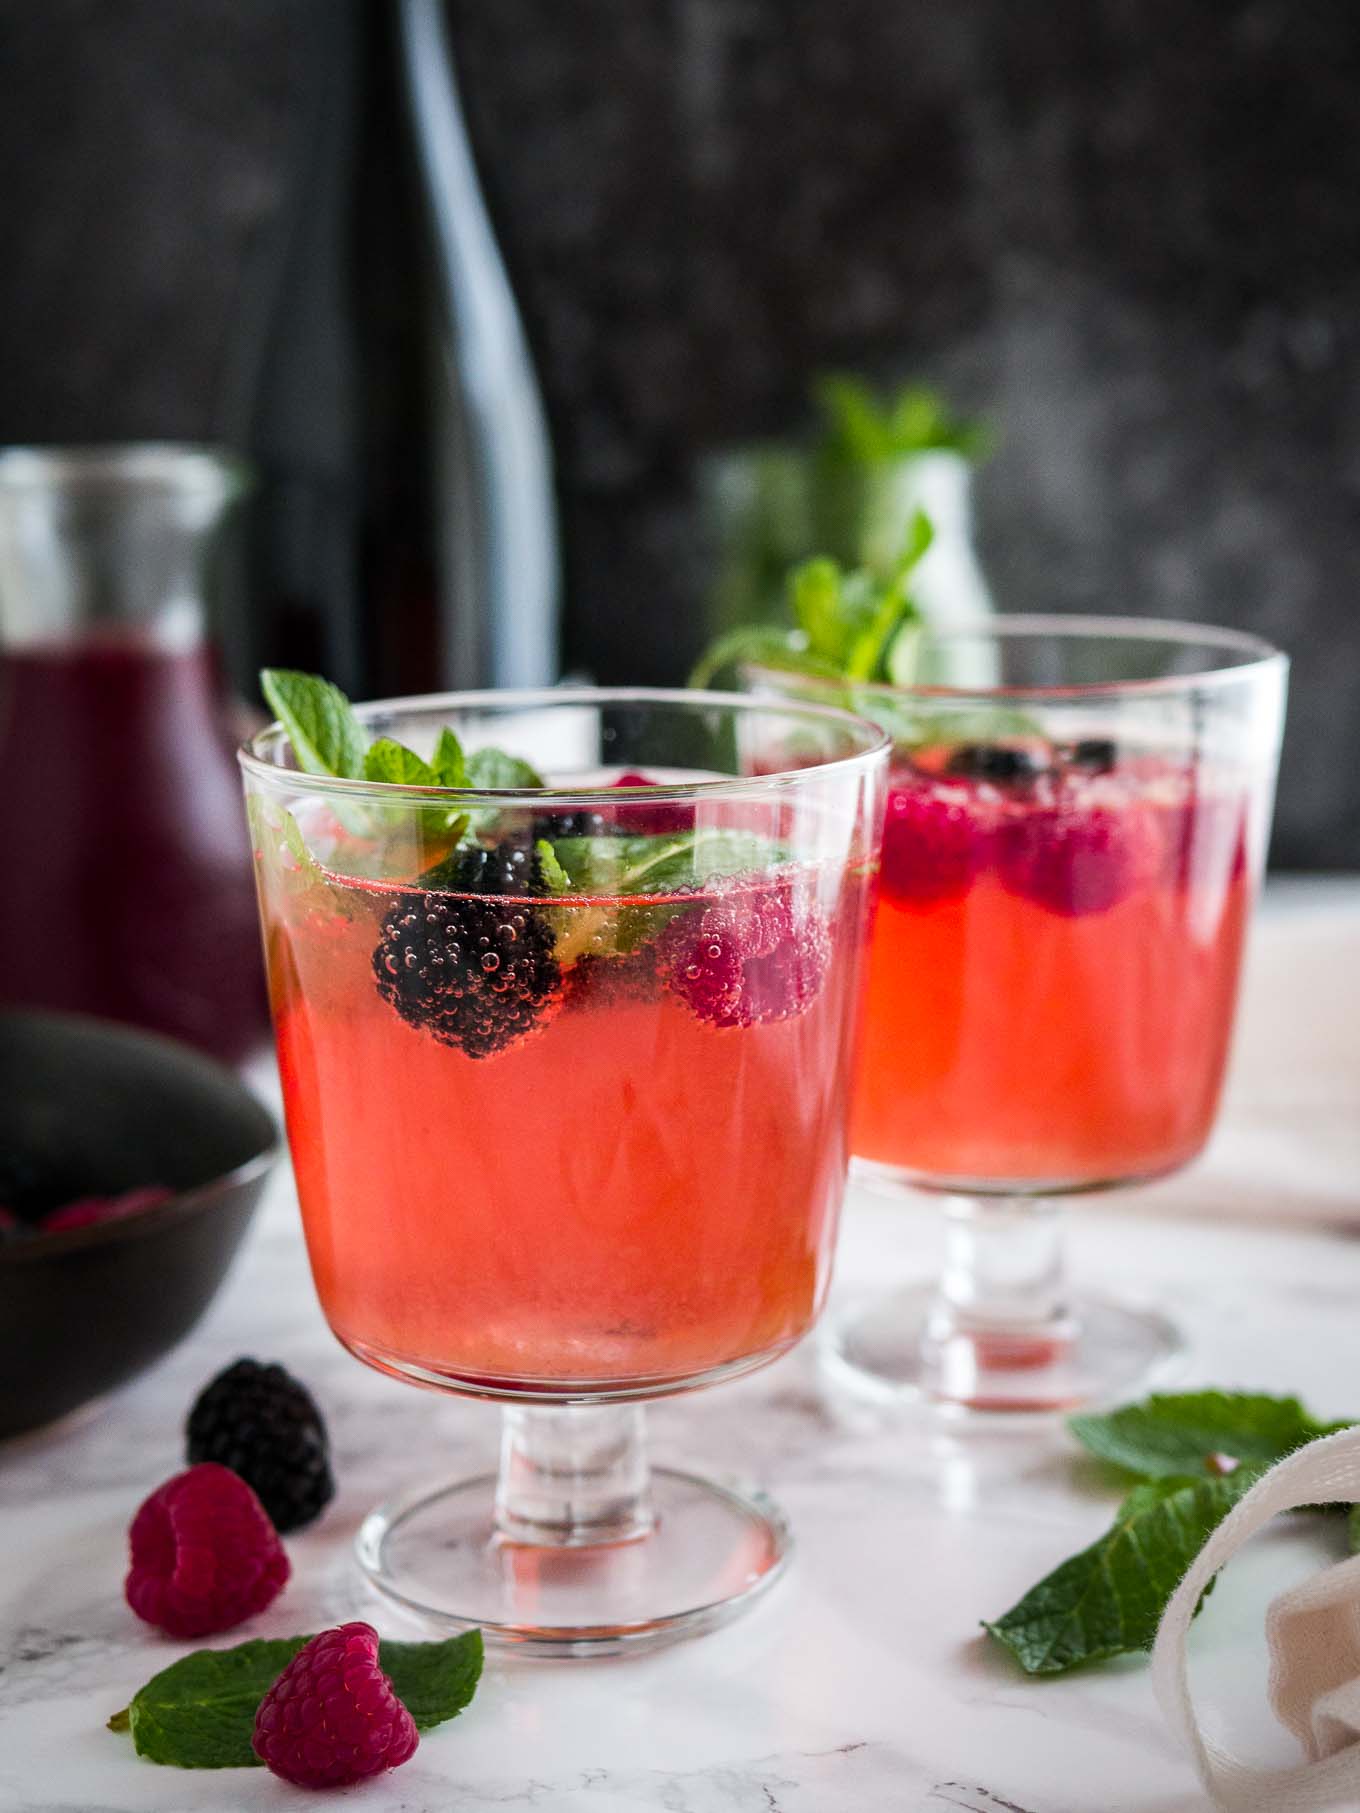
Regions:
[[814, 373, 990, 463], [985, 1469, 1261, 1676], [1350, 1505, 1360, 1554], [464, 747, 545, 791], [843, 513, 931, 682], [535, 839, 572, 895], [461, 747, 547, 838], [790, 557, 849, 663], [364, 738, 440, 787], [261, 670, 367, 780], [551, 830, 780, 898], [117, 1636, 307, 1767], [431, 727, 468, 789], [548, 829, 787, 963], [379, 1631, 483, 1730], [1069, 1391, 1338, 1481], [111, 1631, 483, 1769], [246, 795, 323, 891], [688, 624, 841, 690]]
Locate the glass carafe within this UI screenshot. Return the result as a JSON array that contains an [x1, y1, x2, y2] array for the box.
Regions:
[[0, 444, 269, 1062]]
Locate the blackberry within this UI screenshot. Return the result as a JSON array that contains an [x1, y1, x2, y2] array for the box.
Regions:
[[534, 807, 611, 840], [945, 743, 1047, 784], [186, 1358, 335, 1533], [372, 841, 561, 1058], [1068, 737, 1119, 773]]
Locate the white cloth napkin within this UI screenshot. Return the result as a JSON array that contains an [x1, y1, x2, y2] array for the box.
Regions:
[[1152, 1427, 1360, 1809]]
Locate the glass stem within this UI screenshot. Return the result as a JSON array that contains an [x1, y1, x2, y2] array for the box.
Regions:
[[923, 1196, 1075, 1392], [494, 1404, 655, 1547]]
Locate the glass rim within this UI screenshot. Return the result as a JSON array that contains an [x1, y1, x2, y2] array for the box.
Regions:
[[748, 612, 1288, 703], [239, 684, 891, 807]]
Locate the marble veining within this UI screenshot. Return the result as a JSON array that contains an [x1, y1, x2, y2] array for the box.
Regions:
[[1, 885, 1357, 1812]]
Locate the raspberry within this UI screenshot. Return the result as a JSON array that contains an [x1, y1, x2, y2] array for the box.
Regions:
[[253, 1622, 418, 1789], [606, 772, 694, 835], [996, 796, 1159, 916], [186, 1358, 335, 1534], [41, 1185, 173, 1234], [372, 841, 562, 1058], [657, 876, 829, 1028], [125, 1463, 289, 1638], [880, 775, 987, 907]]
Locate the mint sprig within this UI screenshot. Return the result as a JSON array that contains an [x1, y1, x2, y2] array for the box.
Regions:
[[108, 1630, 482, 1769], [814, 373, 991, 465], [987, 1390, 1357, 1677], [259, 670, 551, 847], [690, 516, 933, 691]]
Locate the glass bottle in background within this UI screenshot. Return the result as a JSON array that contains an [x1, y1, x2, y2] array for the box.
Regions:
[[0, 445, 270, 1064], [226, 0, 559, 701]]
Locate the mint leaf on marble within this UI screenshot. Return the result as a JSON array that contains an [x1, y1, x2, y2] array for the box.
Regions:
[[1069, 1391, 1342, 1481], [985, 1470, 1263, 1676], [1349, 1505, 1360, 1554], [113, 1636, 307, 1768], [261, 669, 368, 781], [109, 1630, 483, 1768], [375, 1632, 483, 1731]]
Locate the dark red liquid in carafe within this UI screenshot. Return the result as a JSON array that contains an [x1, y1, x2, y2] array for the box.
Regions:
[[0, 637, 269, 1062]]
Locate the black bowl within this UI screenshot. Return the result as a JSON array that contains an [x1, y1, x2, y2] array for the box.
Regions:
[[0, 1011, 277, 1438]]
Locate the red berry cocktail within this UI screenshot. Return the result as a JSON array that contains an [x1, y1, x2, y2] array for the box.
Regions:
[[751, 618, 1287, 1411], [242, 685, 885, 1650]]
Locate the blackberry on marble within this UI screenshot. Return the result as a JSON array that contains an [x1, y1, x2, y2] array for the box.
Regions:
[[186, 1358, 335, 1534]]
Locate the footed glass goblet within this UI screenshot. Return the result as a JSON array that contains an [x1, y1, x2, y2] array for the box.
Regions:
[[242, 688, 885, 1650], [751, 617, 1286, 1413]]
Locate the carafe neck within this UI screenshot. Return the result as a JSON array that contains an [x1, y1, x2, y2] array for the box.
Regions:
[[0, 444, 248, 652]]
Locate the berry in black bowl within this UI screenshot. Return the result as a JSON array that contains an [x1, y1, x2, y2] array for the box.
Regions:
[[0, 1012, 276, 1439]]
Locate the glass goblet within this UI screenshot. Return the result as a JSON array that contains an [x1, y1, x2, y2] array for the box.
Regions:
[[242, 688, 886, 1649], [750, 617, 1287, 1412]]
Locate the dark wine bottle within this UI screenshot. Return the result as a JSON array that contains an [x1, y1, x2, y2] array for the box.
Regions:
[[221, 0, 559, 700]]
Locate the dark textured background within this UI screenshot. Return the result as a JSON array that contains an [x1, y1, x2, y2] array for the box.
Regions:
[[1, 0, 1357, 866]]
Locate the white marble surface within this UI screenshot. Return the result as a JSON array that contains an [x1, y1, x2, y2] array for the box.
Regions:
[[2, 881, 1358, 1813]]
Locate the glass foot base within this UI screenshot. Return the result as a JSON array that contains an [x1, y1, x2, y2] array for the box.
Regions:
[[356, 1466, 791, 1656], [823, 1283, 1184, 1413]]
